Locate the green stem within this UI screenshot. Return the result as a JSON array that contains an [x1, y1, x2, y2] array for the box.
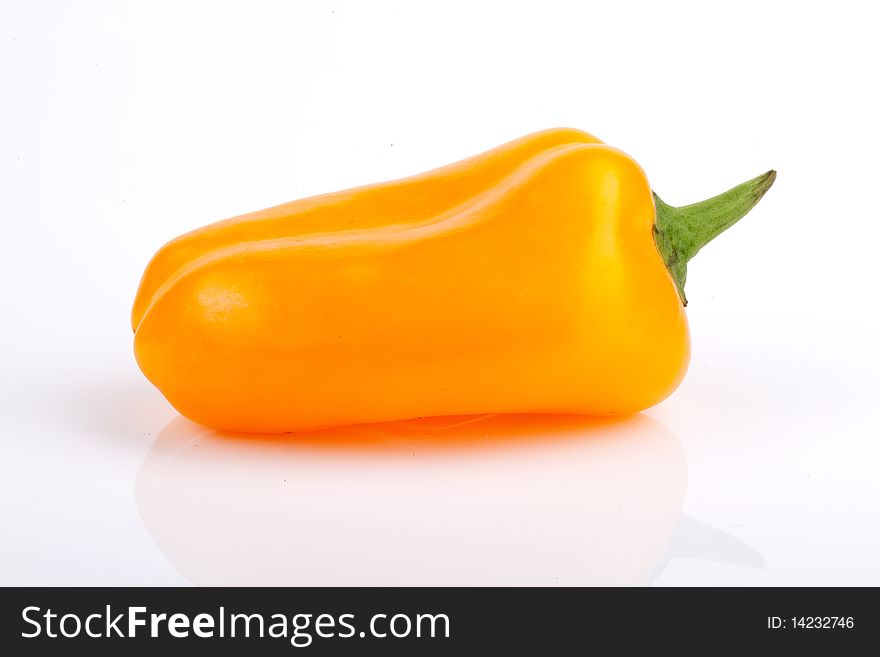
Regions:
[[653, 170, 776, 306]]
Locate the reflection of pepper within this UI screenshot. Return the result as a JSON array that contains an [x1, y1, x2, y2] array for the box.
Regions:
[[133, 129, 775, 432], [136, 414, 688, 585]]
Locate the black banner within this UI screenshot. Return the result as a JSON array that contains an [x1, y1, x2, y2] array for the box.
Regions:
[[0, 587, 875, 654]]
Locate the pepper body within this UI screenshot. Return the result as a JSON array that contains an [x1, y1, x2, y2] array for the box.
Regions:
[[134, 135, 689, 433], [132, 128, 600, 331]]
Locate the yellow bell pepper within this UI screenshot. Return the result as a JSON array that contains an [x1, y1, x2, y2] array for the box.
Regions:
[[132, 129, 775, 432]]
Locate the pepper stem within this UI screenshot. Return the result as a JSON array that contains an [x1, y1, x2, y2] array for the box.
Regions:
[[653, 170, 776, 306]]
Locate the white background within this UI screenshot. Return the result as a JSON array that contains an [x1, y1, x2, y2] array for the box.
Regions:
[[1, 0, 878, 585]]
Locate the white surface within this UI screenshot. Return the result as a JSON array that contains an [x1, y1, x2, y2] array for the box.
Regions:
[[1, 0, 878, 586]]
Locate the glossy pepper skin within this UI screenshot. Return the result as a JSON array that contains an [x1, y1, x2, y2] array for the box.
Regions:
[[131, 128, 600, 330], [133, 129, 773, 433]]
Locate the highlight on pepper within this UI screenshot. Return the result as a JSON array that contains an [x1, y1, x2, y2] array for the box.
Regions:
[[132, 128, 775, 433]]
